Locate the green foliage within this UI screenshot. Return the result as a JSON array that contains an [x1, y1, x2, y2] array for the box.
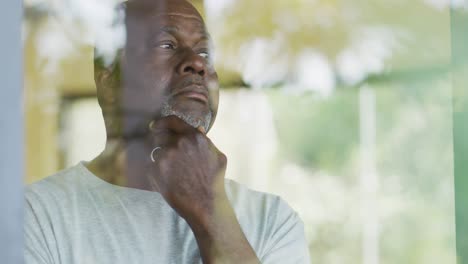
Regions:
[[267, 74, 455, 262], [268, 89, 359, 175], [211, 0, 451, 78]]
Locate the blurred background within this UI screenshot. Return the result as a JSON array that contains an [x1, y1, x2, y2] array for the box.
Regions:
[[23, 0, 462, 263]]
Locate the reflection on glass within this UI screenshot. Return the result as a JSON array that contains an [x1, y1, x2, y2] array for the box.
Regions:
[[23, 0, 457, 263]]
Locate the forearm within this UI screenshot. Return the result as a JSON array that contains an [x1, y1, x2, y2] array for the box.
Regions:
[[144, 117, 258, 262], [186, 197, 261, 264]]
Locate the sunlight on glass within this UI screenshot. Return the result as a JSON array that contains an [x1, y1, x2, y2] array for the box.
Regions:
[[23, 0, 458, 263]]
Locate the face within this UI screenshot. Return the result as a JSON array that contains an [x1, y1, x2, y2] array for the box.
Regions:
[[121, 0, 219, 133]]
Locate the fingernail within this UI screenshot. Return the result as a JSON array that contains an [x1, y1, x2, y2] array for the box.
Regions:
[[148, 120, 155, 131], [198, 126, 206, 134]]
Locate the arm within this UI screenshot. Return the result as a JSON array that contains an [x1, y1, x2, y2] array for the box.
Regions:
[[24, 195, 54, 264], [186, 195, 260, 264], [145, 116, 260, 263], [260, 200, 311, 264]]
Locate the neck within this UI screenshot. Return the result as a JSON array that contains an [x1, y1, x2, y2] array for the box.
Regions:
[[85, 136, 155, 191]]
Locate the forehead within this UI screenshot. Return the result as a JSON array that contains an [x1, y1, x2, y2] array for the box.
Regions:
[[151, 13, 206, 33], [126, 1, 208, 38]]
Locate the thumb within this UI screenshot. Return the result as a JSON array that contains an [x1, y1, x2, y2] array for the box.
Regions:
[[197, 126, 206, 134]]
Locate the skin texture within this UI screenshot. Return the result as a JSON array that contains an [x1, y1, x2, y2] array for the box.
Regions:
[[86, 0, 261, 263]]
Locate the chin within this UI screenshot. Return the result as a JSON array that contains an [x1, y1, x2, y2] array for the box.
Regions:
[[161, 100, 213, 132]]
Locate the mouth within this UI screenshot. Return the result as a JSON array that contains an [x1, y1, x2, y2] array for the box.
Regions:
[[172, 84, 209, 104]]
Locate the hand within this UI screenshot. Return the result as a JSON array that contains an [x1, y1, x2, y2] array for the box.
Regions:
[[145, 116, 228, 222], [145, 116, 260, 264]]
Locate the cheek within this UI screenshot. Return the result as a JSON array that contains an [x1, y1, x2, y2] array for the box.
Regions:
[[139, 61, 173, 101], [121, 70, 170, 113]]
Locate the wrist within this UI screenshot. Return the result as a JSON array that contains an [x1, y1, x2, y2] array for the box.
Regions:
[[185, 196, 260, 264], [185, 195, 234, 235]]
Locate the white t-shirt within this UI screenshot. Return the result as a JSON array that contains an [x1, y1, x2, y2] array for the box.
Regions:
[[25, 162, 311, 264]]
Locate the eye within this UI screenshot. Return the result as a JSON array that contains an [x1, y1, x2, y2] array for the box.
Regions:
[[159, 42, 176, 50], [198, 51, 210, 60]]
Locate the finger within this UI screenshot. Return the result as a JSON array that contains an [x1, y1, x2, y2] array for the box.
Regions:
[[147, 131, 176, 148], [147, 118, 180, 147], [197, 126, 206, 134], [149, 115, 196, 135]]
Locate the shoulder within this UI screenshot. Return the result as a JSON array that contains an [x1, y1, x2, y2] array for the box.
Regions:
[[224, 178, 297, 217], [224, 179, 310, 263], [24, 165, 89, 264], [25, 164, 91, 212], [27, 165, 82, 191]]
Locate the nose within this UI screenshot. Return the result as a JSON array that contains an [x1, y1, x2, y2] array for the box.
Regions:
[[177, 51, 206, 77]]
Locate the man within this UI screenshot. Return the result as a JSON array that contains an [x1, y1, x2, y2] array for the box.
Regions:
[[24, 0, 310, 263]]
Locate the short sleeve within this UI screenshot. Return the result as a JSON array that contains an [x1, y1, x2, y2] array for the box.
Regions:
[[24, 195, 54, 264], [260, 199, 311, 264]]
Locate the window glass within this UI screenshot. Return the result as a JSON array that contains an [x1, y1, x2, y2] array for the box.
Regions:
[[23, 0, 460, 262]]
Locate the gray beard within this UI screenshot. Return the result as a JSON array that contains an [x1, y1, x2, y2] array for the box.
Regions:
[[160, 101, 212, 133]]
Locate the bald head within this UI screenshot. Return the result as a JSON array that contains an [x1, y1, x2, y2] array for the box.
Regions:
[[124, 0, 208, 49], [125, 0, 203, 21], [95, 0, 219, 137]]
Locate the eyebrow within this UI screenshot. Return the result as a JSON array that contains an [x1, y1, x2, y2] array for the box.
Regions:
[[153, 12, 203, 21], [157, 25, 212, 41], [159, 26, 179, 35]]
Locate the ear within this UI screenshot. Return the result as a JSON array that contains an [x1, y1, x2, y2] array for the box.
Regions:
[[94, 50, 124, 107]]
